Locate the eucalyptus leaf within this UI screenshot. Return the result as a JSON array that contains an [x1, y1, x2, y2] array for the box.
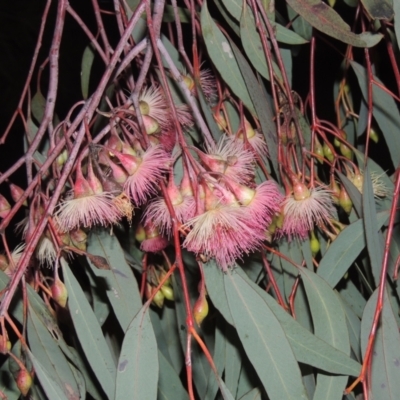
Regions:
[[27, 308, 80, 399], [87, 230, 142, 332], [116, 304, 158, 400], [317, 210, 389, 288], [361, 288, 400, 399], [61, 259, 116, 399], [299, 267, 350, 399], [360, 0, 394, 20], [201, 0, 255, 113], [235, 268, 361, 376], [81, 45, 95, 99], [225, 271, 308, 399], [157, 350, 188, 400], [351, 61, 400, 168], [286, 0, 382, 47], [27, 351, 70, 400]]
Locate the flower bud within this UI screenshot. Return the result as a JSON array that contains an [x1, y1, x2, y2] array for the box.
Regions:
[[143, 115, 160, 135], [310, 231, 320, 257], [213, 111, 227, 131], [0, 255, 8, 271], [0, 335, 11, 354], [183, 75, 195, 91], [369, 128, 379, 143], [328, 0, 336, 7], [339, 187, 352, 214], [330, 180, 341, 204], [16, 368, 32, 396], [56, 149, 68, 167], [193, 294, 209, 327], [10, 184, 27, 207], [160, 285, 174, 301], [333, 130, 346, 148], [340, 143, 352, 160], [152, 288, 165, 308], [0, 194, 11, 219], [70, 229, 87, 251], [322, 143, 335, 162], [314, 137, 324, 164], [135, 224, 146, 243], [51, 277, 68, 308]]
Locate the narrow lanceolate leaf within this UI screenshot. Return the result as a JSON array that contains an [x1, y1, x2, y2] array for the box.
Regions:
[[300, 267, 350, 399], [228, 37, 279, 175], [204, 261, 234, 326], [81, 45, 95, 99], [115, 304, 158, 400], [359, 0, 393, 21], [224, 271, 308, 400], [237, 268, 361, 376], [201, 0, 255, 113], [361, 288, 400, 400], [157, 351, 188, 400], [317, 210, 389, 288], [351, 61, 400, 168], [286, 0, 382, 47], [61, 259, 116, 399], [394, 0, 400, 52], [27, 351, 69, 400], [87, 230, 142, 332], [363, 165, 384, 285], [27, 308, 80, 399]]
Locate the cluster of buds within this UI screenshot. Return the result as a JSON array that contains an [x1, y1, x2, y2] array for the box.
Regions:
[[145, 265, 174, 308]]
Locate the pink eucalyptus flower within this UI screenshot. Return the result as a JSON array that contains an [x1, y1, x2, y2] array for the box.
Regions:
[[199, 136, 255, 183], [281, 181, 334, 240], [228, 179, 283, 228], [114, 145, 170, 205], [183, 185, 264, 270], [56, 163, 123, 232]]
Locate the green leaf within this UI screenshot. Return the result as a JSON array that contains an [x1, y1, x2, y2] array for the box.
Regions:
[[286, 0, 382, 47], [224, 327, 242, 397], [204, 323, 226, 400], [85, 267, 111, 326], [238, 387, 262, 400], [394, 0, 400, 51], [351, 61, 400, 168], [299, 267, 350, 399], [224, 271, 308, 400], [159, 306, 184, 374], [116, 304, 158, 400], [339, 295, 361, 361], [220, 0, 242, 21], [61, 259, 116, 399], [236, 268, 361, 376], [204, 261, 234, 326], [157, 351, 188, 400], [201, 0, 254, 113], [31, 90, 46, 124], [28, 351, 70, 400], [359, 0, 394, 20], [363, 165, 384, 285], [81, 45, 95, 99], [87, 230, 142, 332], [240, 6, 280, 82], [361, 288, 400, 399], [317, 210, 389, 288], [27, 308, 80, 399], [287, 5, 312, 40], [228, 37, 279, 175]]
